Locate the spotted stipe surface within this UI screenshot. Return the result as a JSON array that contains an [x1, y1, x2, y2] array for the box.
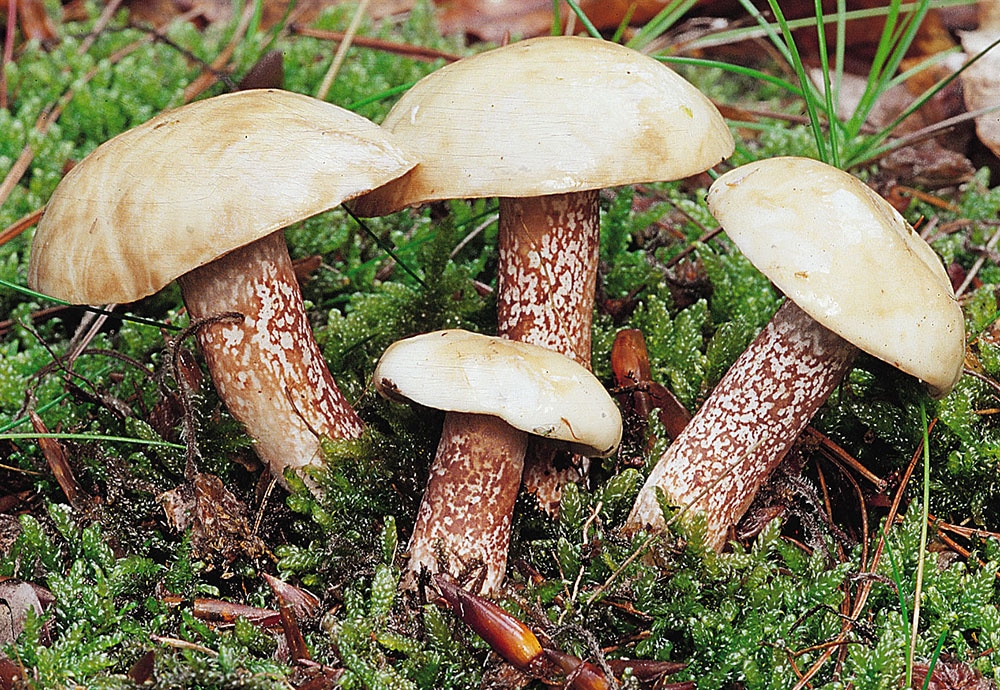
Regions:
[[626, 301, 856, 549], [497, 192, 600, 513], [403, 412, 528, 595], [178, 230, 364, 484]]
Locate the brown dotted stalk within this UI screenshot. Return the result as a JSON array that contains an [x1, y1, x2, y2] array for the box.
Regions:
[[178, 230, 364, 485], [497, 191, 600, 514], [625, 300, 856, 549], [404, 413, 528, 594]]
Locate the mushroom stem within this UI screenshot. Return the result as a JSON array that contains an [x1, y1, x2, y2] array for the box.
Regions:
[[624, 300, 856, 550], [497, 191, 599, 363], [177, 229, 364, 484], [404, 412, 528, 595], [497, 191, 600, 513]]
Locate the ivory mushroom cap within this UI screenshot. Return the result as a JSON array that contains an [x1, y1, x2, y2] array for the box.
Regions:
[[627, 158, 966, 548], [355, 36, 732, 515], [373, 329, 622, 457], [28, 88, 416, 304], [351, 35, 734, 215], [706, 157, 965, 397], [26, 88, 417, 486]]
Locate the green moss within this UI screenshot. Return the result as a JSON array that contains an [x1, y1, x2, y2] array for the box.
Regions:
[[6, 2, 1000, 687]]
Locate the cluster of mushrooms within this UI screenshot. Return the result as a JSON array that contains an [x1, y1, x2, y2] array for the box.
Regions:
[[28, 36, 965, 597]]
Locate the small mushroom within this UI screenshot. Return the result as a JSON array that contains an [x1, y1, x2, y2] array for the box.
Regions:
[[28, 89, 416, 486], [625, 157, 965, 549], [353, 35, 733, 511], [374, 329, 621, 593]]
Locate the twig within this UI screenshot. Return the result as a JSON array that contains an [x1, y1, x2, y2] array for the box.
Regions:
[[1, 0, 15, 109], [0, 98, 67, 208], [819, 449, 869, 569], [791, 420, 936, 690], [78, 0, 123, 53], [963, 368, 1000, 398], [956, 223, 1000, 297], [149, 634, 218, 656], [182, 1, 255, 102], [316, 0, 371, 102], [450, 213, 499, 259], [291, 25, 462, 63], [804, 427, 886, 490], [0, 206, 44, 248], [0, 34, 153, 210]]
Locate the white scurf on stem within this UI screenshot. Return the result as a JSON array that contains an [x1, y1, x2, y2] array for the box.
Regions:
[[626, 300, 855, 549], [625, 157, 965, 549], [27, 89, 416, 486], [177, 230, 364, 480], [351, 36, 734, 514], [373, 329, 621, 594]]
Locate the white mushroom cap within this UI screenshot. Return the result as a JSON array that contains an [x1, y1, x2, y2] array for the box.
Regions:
[[706, 157, 965, 397], [352, 36, 734, 216], [374, 329, 622, 457], [28, 89, 416, 304]]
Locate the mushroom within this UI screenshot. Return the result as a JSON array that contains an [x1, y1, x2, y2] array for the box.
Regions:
[[373, 329, 622, 593], [625, 157, 966, 549], [352, 35, 733, 512], [27, 89, 416, 486]]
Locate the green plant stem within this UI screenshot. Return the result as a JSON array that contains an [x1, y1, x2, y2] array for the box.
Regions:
[[0, 278, 181, 331], [813, 0, 840, 167], [907, 402, 932, 687], [656, 56, 804, 97], [0, 432, 184, 449], [764, 0, 828, 162], [677, 0, 975, 52], [625, 0, 698, 50], [563, 0, 601, 38]]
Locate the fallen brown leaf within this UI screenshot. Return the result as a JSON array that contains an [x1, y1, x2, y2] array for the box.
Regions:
[[159, 472, 267, 566], [264, 574, 311, 662], [0, 579, 54, 648], [959, 2, 1000, 160], [29, 411, 82, 505], [911, 657, 998, 689]]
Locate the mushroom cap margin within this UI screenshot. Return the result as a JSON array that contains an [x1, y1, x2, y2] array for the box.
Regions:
[[351, 35, 734, 216], [373, 329, 623, 457], [28, 89, 417, 304], [706, 156, 965, 397]]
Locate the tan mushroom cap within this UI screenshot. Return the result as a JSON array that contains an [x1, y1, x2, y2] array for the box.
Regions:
[[28, 89, 416, 305], [351, 36, 734, 216], [374, 329, 623, 457], [706, 157, 965, 397]]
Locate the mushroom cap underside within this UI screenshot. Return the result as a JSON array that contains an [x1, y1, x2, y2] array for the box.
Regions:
[[28, 89, 416, 304], [373, 329, 623, 457], [351, 35, 734, 216], [707, 156, 965, 397]]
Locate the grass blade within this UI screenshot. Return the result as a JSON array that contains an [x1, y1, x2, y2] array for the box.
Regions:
[[626, 0, 700, 51], [0, 278, 181, 331], [657, 56, 805, 97], [813, 0, 840, 166], [765, 0, 829, 162], [563, 0, 602, 39]]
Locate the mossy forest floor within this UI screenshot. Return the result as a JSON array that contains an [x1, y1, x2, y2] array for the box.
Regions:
[[4, 1, 1000, 688]]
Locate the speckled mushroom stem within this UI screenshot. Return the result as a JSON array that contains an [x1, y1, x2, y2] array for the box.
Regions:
[[177, 229, 364, 485], [624, 300, 856, 550], [497, 191, 600, 514], [403, 412, 528, 595]]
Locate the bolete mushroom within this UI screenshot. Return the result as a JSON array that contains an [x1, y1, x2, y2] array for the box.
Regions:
[[28, 89, 416, 486], [373, 329, 622, 593], [625, 157, 966, 549], [353, 35, 733, 511]]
